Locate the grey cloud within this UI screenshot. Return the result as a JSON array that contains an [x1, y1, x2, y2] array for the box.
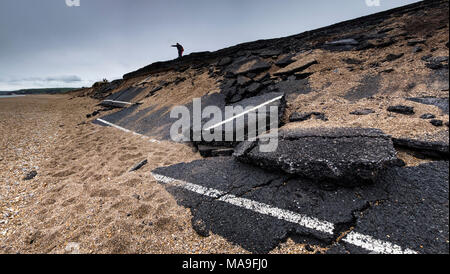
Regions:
[[45, 75, 82, 83], [8, 75, 82, 83], [0, 0, 421, 91]]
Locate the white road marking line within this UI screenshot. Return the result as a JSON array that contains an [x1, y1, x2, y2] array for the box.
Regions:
[[204, 95, 283, 131], [342, 231, 417, 254], [135, 76, 153, 86], [103, 99, 133, 105], [95, 118, 159, 143], [151, 172, 418, 254], [152, 173, 332, 235]]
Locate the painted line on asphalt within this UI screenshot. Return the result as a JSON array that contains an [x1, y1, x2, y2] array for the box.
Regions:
[[135, 76, 153, 86], [204, 95, 283, 131], [342, 231, 417, 254], [102, 99, 133, 105], [151, 172, 418, 254], [95, 118, 159, 143]]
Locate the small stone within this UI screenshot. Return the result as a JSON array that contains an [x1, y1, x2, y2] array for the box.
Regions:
[[350, 109, 375, 115], [290, 112, 312, 122], [384, 53, 404, 62], [407, 39, 426, 46], [421, 54, 432, 61], [420, 113, 436, 120], [312, 112, 328, 121], [290, 112, 327, 122], [412, 46, 423, 53], [23, 171, 37, 181], [387, 105, 415, 115], [305, 245, 315, 252], [343, 58, 363, 65], [129, 159, 148, 172], [430, 119, 443, 127]]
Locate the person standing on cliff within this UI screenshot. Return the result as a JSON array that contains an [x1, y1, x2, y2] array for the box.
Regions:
[[171, 43, 184, 58]]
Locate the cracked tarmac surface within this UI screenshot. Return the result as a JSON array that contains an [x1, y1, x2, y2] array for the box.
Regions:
[[152, 157, 449, 254]]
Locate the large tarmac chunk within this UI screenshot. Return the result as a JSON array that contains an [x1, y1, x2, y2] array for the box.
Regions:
[[151, 158, 449, 253], [189, 92, 286, 148], [234, 128, 400, 186]]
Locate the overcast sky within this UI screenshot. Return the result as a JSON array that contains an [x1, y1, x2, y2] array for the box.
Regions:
[[0, 0, 421, 91]]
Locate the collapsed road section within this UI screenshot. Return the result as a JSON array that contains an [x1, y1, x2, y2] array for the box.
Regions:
[[151, 158, 448, 254]]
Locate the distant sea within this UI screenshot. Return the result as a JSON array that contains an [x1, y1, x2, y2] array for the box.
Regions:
[[0, 95, 26, 98]]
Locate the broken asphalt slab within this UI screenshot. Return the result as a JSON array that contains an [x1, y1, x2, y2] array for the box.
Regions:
[[387, 105, 415, 115], [234, 128, 401, 187], [322, 38, 360, 51], [188, 92, 286, 148], [94, 90, 286, 145], [329, 161, 449, 254], [94, 93, 227, 140], [406, 97, 449, 114], [151, 157, 448, 254], [392, 137, 449, 159]]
